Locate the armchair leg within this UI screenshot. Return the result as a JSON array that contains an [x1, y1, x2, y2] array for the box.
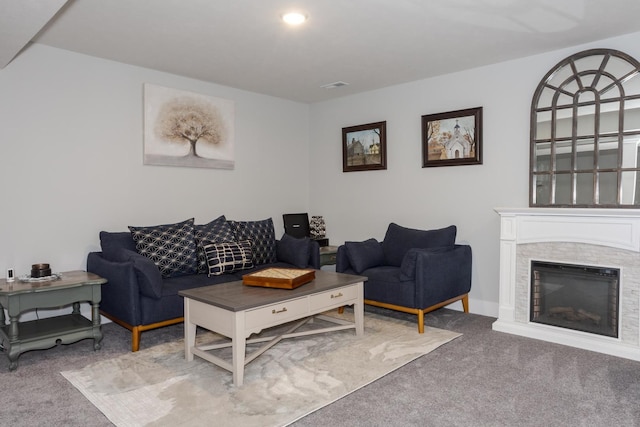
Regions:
[[364, 294, 469, 334], [461, 295, 469, 313]]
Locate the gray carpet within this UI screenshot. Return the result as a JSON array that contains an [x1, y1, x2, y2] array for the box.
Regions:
[[1, 306, 639, 426]]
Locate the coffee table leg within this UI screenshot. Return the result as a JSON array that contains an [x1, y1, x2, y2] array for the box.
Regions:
[[232, 312, 246, 386], [184, 299, 196, 362], [355, 281, 364, 336]]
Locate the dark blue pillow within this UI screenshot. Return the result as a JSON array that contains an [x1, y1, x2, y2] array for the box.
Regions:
[[382, 223, 456, 267], [276, 234, 311, 268], [100, 231, 137, 261], [345, 238, 384, 274], [114, 249, 164, 299]]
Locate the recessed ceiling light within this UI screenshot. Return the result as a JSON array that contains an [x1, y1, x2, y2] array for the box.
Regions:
[[282, 12, 307, 25]]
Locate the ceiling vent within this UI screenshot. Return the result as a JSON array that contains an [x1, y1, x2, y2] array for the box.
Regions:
[[320, 81, 349, 89]]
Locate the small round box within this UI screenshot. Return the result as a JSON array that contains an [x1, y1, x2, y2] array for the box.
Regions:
[[31, 263, 51, 278]]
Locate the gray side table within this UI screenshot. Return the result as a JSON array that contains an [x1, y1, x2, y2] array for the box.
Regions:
[[0, 270, 107, 370], [319, 245, 338, 267]]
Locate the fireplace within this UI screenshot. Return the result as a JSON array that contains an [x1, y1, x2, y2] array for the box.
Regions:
[[494, 208, 640, 361], [529, 261, 619, 338]]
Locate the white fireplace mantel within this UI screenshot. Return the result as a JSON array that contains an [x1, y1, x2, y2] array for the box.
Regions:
[[493, 207, 640, 361]]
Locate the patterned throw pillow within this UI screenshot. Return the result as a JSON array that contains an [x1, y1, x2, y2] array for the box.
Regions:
[[194, 215, 236, 273], [128, 218, 198, 278], [204, 240, 254, 276], [230, 218, 277, 265]]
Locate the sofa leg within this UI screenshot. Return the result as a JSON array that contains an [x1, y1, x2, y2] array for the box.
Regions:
[[417, 310, 425, 334], [461, 295, 469, 313], [132, 327, 141, 352]]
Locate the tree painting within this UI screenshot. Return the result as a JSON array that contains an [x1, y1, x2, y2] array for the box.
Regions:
[[144, 84, 235, 170], [155, 96, 227, 158]]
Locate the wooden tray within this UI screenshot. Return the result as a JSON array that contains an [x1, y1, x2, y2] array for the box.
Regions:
[[242, 268, 316, 289]]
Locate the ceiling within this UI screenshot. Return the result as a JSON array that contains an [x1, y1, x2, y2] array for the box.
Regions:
[[4, 0, 640, 103]]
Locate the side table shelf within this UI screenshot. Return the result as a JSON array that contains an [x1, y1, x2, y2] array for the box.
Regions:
[[0, 270, 107, 371]]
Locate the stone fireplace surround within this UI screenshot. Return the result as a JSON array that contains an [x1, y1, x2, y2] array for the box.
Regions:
[[494, 208, 640, 361]]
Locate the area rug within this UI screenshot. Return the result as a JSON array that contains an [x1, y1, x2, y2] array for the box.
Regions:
[[62, 310, 460, 427]]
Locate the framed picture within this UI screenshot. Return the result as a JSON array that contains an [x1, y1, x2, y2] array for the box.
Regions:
[[422, 107, 482, 167], [342, 121, 387, 172], [143, 83, 235, 169]]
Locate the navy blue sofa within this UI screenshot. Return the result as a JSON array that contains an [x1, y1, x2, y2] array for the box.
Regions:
[[87, 216, 319, 351], [336, 223, 472, 333]]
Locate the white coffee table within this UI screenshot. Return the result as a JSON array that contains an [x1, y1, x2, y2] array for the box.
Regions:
[[179, 270, 365, 386]]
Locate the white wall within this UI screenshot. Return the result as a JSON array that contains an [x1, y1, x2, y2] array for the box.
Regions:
[[308, 31, 640, 316], [0, 44, 311, 278], [3, 32, 640, 320]]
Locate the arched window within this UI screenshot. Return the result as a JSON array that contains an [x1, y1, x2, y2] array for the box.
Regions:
[[531, 49, 640, 207]]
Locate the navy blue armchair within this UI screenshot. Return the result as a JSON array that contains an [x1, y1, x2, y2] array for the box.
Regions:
[[336, 223, 472, 333]]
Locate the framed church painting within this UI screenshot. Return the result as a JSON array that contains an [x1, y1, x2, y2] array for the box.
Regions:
[[422, 107, 482, 167]]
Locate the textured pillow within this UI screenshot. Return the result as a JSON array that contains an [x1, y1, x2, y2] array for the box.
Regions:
[[204, 240, 254, 276], [345, 238, 385, 274], [128, 218, 198, 278], [276, 234, 311, 268], [382, 223, 457, 267], [231, 218, 277, 265], [195, 215, 235, 273]]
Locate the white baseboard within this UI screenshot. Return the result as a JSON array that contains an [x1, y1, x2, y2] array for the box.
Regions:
[[4, 297, 498, 326], [444, 297, 498, 318]]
